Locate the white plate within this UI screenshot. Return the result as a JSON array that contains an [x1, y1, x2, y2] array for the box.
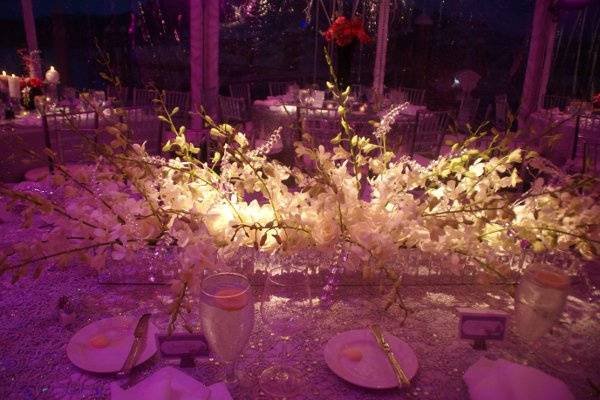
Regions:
[[323, 328, 418, 389], [67, 315, 158, 373]]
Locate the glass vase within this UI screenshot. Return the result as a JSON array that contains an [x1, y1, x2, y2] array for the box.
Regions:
[[514, 263, 570, 343]]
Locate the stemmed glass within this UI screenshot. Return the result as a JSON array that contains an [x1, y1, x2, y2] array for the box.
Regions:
[[199, 272, 254, 385], [260, 261, 315, 398]]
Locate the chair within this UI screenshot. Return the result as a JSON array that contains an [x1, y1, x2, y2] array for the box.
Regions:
[[45, 111, 100, 164], [218, 95, 249, 126], [132, 88, 156, 107], [583, 141, 600, 174], [544, 95, 571, 111], [350, 84, 366, 101], [399, 87, 426, 105], [164, 90, 191, 127], [347, 113, 376, 137], [268, 82, 291, 97], [106, 85, 129, 106], [298, 106, 339, 148], [118, 106, 163, 154], [574, 115, 600, 159], [229, 83, 252, 107], [456, 97, 480, 131], [408, 110, 450, 160], [495, 95, 509, 130]]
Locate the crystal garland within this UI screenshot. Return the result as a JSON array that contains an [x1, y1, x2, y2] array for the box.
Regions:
[[319, 242, 348, 309]]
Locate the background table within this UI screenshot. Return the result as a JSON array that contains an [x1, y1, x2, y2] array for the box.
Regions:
[[527, 110, 600, 166]]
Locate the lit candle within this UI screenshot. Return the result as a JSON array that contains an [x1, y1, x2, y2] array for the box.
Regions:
[[0, 71, 7, 94], [8, 74, 21, 99], [45, 66, 60, 84]]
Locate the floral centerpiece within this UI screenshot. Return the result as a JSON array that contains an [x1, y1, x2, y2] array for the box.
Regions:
[[323, 16, 370, 47], [20, 77, 44, 111], [1, 53, 599, 331], [593, 92, 600, 113]]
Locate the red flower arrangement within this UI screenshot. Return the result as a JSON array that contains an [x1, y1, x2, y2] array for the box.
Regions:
[[593, 92, 600, 109], [20, 77, 44, 89], [323, 16, 370, 47]]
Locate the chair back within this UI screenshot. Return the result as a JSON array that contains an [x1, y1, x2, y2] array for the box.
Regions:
[[495, 95, 508, 129], [164, 90, 191, 127], [44, 111, 100, 164], [268, 82, 291, 97], [106, 85, 129, 106], [583, 141, 600, 174], [350, 84, 366, 101], [347, 113, 376, 137], [164, 90, 190, 112], [121, 106, 162, 151], [132, 88, 156, 107], [456, 97, 480, 129], [298, 106, 339, 148], [218, 95, 247, 124], [575, 115, 600, 159], [399, 87, 426, 105], [544, 95, 571, 111], [409, 110, 450, 158], [229, 83, 252, 106]]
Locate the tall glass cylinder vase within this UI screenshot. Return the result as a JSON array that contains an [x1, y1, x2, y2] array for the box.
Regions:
[[514, 263, 570, 343], [336, 41, 357, 90]]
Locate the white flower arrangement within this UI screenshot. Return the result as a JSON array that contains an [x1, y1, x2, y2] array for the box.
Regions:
[[1, 54, 599, 329]]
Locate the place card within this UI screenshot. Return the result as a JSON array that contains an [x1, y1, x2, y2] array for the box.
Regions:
[[457, 308, 508, 350], [156, 334, 209, 367]]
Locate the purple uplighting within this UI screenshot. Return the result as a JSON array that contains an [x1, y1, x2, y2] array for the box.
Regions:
[[0, 1, 599, 399]]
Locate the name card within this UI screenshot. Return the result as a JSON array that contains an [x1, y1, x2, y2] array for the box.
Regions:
[[156, 334, 209, 367], [457, 308, 508, 343]]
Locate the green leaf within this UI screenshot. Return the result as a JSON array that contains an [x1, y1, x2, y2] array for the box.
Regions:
[[331, 133, 342, 145]]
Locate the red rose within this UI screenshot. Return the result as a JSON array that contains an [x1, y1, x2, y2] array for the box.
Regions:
[[323, 15, 370, 47], [593, 92, 600, 108]]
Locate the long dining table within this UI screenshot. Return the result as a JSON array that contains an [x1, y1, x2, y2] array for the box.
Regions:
[[0, 185, 599, 400]]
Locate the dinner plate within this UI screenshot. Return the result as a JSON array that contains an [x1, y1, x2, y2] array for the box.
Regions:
[[323, 328, 418, 389], [67, 315, 158, 373]]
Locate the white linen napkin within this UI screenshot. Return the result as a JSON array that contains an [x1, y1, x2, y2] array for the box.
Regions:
[[110, 367, 232, 400], [464, 358, 574, 400]]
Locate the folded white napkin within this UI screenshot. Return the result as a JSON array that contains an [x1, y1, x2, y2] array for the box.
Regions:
[[464, 358, 574, 400], [111, 367, 232, 400]]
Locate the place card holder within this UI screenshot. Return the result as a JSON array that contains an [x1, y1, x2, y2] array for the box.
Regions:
[[457, 308, 508, 350], [156, 334, 209, 368]]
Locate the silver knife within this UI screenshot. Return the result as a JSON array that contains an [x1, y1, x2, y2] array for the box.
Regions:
[[369, 324, 411, 388], [118, 314, 151, 376]]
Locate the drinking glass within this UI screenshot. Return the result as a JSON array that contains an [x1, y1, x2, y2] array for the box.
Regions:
[[514, 263, 570, 343], [260, 262, 314, 398], [199, 272, 254, 384]]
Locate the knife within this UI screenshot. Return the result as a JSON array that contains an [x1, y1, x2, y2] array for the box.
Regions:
[[118, 314, 151, 376], [369, 324, 411, 388]]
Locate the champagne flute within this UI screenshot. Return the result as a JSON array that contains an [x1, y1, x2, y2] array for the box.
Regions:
[[260, 262, 314, 398], [199, 272, 254, 384]]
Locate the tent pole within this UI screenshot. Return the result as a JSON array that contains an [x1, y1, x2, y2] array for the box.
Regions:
[[373, 0, 391, 97], [20, 0, 41, 78], [313, 0, 320, 84], [190, 0, 203, 129], [519, 0, 557, 124]]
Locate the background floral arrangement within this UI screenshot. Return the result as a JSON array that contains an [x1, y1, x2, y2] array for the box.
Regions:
[[323, 16, 370, 47], [19, 77, 44, 111], [593, 92, 600, 109], [1, 55, 599, 328]]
